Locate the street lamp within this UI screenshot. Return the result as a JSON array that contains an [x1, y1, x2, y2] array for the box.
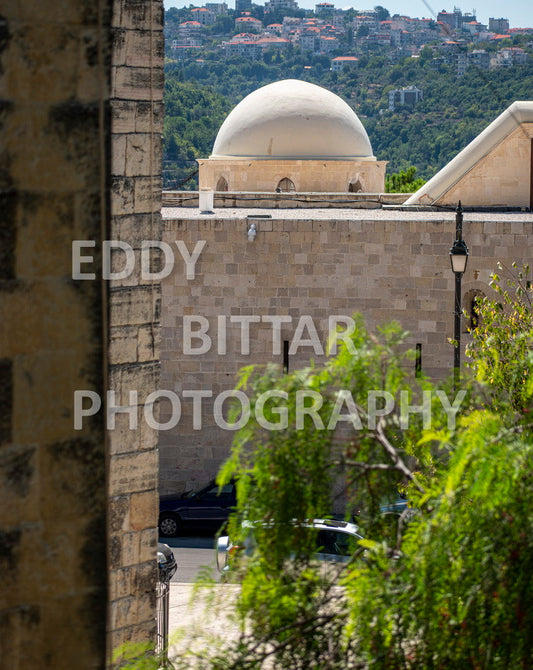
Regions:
[[449, 201, 469, 385]]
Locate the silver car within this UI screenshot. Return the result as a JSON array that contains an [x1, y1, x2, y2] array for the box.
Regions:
[[216, 518, 363, 578]]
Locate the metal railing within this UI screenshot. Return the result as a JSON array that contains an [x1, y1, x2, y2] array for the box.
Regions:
[[156, 543, 177, 667], [156, 579, 171, 663]]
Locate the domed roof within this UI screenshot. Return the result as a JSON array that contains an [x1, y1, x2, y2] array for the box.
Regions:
[[211, 79, 375, 160]]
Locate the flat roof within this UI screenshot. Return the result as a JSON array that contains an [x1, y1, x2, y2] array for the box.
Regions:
[[162, 206, 532, 222]]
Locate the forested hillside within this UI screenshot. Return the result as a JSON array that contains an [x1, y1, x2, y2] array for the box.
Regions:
[[164, 37, 533, 189], [163, 78, 232, 188]]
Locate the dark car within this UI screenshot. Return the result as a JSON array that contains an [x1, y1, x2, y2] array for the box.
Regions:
[[159, 480, 236, 537]]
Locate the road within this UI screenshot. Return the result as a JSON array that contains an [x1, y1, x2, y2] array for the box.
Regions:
[[160, 533, 219, 583], [158, 533, 240, 659]]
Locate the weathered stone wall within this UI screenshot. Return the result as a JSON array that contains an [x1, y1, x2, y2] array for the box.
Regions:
[[197, 158, 387, 193], [107, 0, 164, 656], [1, 0, 164, 667], [159, 209, 533, 494], [0, 2, 112, 668], [442, 124, 533, 208]]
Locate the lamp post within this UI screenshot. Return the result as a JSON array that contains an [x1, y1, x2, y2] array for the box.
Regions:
[[449, 201, 469, 385]]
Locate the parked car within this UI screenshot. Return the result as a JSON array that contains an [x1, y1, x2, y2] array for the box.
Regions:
[[159, 480, 237, 537], [215, 518, 363, 578]]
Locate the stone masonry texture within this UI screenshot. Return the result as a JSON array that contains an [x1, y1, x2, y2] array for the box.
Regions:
[[108, 0, 163, 662], [0, 2, 112, 668], [0, 1, 163, 668], [159, 207, 533, 494]]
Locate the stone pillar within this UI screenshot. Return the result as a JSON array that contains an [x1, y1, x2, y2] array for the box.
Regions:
[[0, 2, 112, 667], [107, 0, 164, 660]]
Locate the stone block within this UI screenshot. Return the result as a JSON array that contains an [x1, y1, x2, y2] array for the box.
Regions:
[[108, 449, 158, 496], [113, 0, 164, 32], [125, 133, 162, 177], [109, 594, 136, 629], [112, 133, 128, 176], [110, 284, 159, 327], [6, 105, 99, 192], [112, 65, 164, 101], [139, 528, 158, 563], [130, 489, 158, 531], [109, 326, 139, 365], [38, 591, 105, 667], [3, 23, 82, 102], [113, 27, 164, 68], [137, 324, 159, 362], [134, 176, 163, 214], [108, 409, 143, 454], [12, 349, 101, 445]]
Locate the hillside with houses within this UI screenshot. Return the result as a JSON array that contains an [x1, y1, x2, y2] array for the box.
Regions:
[[163, 3, 533, 189], [166, 3, 532, 72]]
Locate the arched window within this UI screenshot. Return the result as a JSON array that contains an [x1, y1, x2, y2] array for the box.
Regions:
[[349, 179, 363, 193], [276, 178, 295, 193], [216, 176, 228, 192]]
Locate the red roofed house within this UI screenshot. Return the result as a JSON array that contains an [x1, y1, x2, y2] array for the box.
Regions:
[[257, 35, 291, 50], [177, 21, 203, 46], [331, 55, 359, 71], [235, 15, 263, 32], [190, 7, 216, 25]]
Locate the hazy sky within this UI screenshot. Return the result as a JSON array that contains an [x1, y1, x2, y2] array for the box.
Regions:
[[163, 0, 533, 28]]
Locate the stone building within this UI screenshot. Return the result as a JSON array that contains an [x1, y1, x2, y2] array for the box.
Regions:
[[158, 205, 532, 495], [159, 94, 533, 495], [404, 101, 533, 208], [197, 80, 387, 194]]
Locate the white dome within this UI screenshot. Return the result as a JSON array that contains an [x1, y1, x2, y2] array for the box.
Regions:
[[211, 79, 375, 160]]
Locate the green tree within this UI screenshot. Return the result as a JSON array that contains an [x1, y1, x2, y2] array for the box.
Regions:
[[199, 303, 533, 669], [466, 262, 533, 412], [205, 319, 454, 668], [385, 166, 425, 192], [374, 5, 390, 22]]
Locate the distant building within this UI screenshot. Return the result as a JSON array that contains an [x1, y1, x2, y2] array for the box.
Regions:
[[388, 85, 423, 111], [456, 50, 467, 76], [229, 32, 259, 42], [205, 2, 228, 14], [459, 11, 477, 27], [331, 55, 359, 71], [235, 15, 263, 32], [365, 31, 392, 46], [353, 10, 379, 32], [468, 49, 490, 70], [315, 2, 334, 15], [190, 7, 216, 25], [489, 17, 509, 33], [235, 0, 252, 14], [462, 20, 484, 36], [496, 47, 529, 67], [266, 23, 283, 34], [264, 0, 299, 12], [170, 44, 199, 59], [257, 35, 291, 50], [437, 9, 459, 32], [319, 35, 339, 52], [300, 29, 319, 52], [224, 39, 263, 58], [177, 21, 203, 46]]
